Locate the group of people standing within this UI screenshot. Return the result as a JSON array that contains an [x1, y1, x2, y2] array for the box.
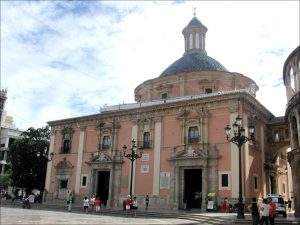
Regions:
[[83, 194, 103, 213], [122, 194, 150, 216], [248, 197, 276, 225], [66, 192, 103, 213]]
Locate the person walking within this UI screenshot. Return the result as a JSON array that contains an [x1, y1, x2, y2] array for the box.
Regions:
[[132, 196, 138, 217], [248, 198, 259, 225], [145, 194, 149, 210], [90, 194, 95, 212], [268, 197, 276, 225], [27, 193, 35, 209], [67, 191, 73, 212], [259, 198, 270, 225], [95, 197, 101, 213], [83, 196, 89, 213], [125, 195, 132, 217], [288, 198, 292, 212]]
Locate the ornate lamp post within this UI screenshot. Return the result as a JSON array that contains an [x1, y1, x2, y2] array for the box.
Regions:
[[225, 115, 255, 219], [37, 148, 54, 202], [122, 139, 143, 198]]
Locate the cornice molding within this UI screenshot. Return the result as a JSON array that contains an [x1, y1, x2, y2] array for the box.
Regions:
[[48, 92, 274, 127]]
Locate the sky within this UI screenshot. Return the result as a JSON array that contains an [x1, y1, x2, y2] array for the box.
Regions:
[[1, 1, 299, 130]]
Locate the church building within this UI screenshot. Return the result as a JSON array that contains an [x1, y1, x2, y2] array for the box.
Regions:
[[44, 15, 291, 210]]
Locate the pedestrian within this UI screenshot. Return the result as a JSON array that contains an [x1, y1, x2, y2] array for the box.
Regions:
[[145, 194, 149, 210], [288, 198, 292, 212], [248, 198, 259, 225], [83, 196, 89, 213], [259, 198, 270, 225], [268, 197, 276, 225], [125, 195, 132, 216], [67, 191, 73, 212], [27, 193, 35, 209], [22, 194, 29, 209], [90, 194, 95, 212], [222, 197, 229, 213], [95, 197, 101, 213], [132, 196, 138, 217]]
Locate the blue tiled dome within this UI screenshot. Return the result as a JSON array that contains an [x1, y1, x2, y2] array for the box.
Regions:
[[160, 52, 228, 77]]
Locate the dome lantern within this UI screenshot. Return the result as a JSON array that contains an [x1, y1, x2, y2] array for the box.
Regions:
[[182, 13, 207, 55]]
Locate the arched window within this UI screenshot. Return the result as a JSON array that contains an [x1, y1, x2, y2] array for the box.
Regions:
[[292, 117, 299, 149], [195, 33, 200, 49], [143, 132, 151, 148], [62, 133, 71, 154], [290, 67, 295, 91], [189, 33, 193, 49], [188, 126, 199, 143], [101, 136, 110, 150]]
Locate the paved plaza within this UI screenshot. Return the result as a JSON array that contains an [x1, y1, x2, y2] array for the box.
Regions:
[[0, 207, 222, 225], [1, 206, 300, 225]]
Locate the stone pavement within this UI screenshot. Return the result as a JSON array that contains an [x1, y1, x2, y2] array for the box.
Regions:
[[0, 207, 235, 225], [1, 205, 300, 225]]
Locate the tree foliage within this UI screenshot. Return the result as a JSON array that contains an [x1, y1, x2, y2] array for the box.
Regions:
[[0, 167, 12, 187], [8, 126, 50, 192]]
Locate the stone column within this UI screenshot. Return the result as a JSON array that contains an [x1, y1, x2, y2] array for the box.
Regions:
[[88, 169, 96, 196], [291, 160, 300, 217], [45, 131, 55, 192], [260, 125, 267, 196], [202, 166, 208, 212], [243, 115, 250, 198], [75, 126, 86, 194]]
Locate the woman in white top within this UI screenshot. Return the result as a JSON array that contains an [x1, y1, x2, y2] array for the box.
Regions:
[[259, 198, 270, 225], [83, 196, 89, 213]]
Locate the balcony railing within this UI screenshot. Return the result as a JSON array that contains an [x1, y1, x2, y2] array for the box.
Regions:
[[60, 146, 70, 154], [100, 144, 110, 150], [187, 137, 199, 144], [137, 140, 153, 149]]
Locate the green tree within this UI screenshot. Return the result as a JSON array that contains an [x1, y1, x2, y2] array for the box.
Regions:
[[0, 167, 12, 187], [8, 126, 50, 193]]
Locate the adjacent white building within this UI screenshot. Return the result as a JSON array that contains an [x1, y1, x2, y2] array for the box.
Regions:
[[0, 112, 22, 176]]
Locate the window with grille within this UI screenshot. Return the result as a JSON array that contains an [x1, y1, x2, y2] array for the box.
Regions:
[[205, 88, 212, 94], [81, 176, 87, 187], [254, 176, 258, 190], [143, 132, 151, 148], [161, 93, 168, 99], [62, 133, 71, 154], [221, 174, 229, 187], [188, 126, 199, 143], [60, 179, 68, 189], [101, 136, 110, 150]]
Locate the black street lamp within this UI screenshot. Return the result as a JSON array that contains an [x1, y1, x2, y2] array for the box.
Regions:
[[37, 148, 54, 202], [122, 139, 143, 199], [225, 115, 255, 219]]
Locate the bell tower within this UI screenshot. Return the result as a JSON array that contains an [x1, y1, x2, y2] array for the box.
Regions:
[[182, 11, 207, 55]]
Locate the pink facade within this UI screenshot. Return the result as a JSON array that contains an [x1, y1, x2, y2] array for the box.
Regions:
[[44, 16, 290, 210]]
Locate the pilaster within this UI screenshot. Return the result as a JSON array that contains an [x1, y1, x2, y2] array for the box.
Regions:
[[75, 126, 86, 194], [45, 131, 55, 191], [153, 120, 162, 195], [260, 125, 267, 196]]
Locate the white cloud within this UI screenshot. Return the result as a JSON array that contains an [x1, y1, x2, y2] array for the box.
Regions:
[[1, 1, 299, 129]]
